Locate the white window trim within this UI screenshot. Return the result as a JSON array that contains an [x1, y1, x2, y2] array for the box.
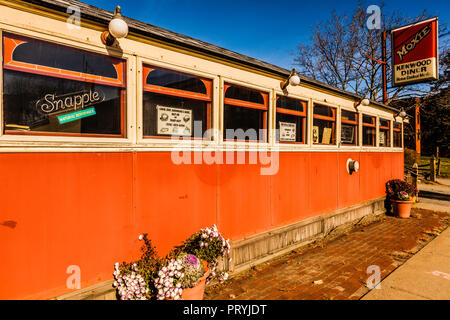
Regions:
[[0, 27, 135, 146], [273, 90, 311, 151], [311, 99, 339, 148], [136, 56, 219, 148]]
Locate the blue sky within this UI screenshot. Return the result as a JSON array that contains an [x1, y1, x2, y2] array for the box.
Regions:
[[83, 0, 449, 69]]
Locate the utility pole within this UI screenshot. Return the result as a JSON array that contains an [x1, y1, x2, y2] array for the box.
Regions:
[[415, 97, 421, 155], [382, 30, 388, 105]]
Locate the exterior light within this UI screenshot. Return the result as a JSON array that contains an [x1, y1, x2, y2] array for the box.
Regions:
[[396, 108, 407, 119], [347, 159, 360, 175], [101, 6, 129, 46], [354, 97, 370, 110], [289, 74, 301, 86], [281, 68, 301, 90]]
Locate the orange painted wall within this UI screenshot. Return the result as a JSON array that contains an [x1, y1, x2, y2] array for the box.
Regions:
[[0, 151, 403, 299]]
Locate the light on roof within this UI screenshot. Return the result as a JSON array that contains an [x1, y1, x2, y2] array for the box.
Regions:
[[281, 68, 301, 91], [101, 6, 129, 46]]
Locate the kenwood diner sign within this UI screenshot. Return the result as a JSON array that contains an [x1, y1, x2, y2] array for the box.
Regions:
[[391, 17, 439, 87]]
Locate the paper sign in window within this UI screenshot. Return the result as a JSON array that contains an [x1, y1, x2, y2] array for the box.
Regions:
[[322, 127, 332, 144], [279, 122, 296, 142], [313, 126, 319, 143], [157, 105, 192, 136], [341, 125, 355, 144], [379, 131, 386, 146]]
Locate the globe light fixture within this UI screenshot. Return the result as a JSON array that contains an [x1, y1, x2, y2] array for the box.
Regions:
[[281, 68, 301, 90], [396, 108, 407, 119], [101, 6, 129, 46], [354, 97, 370, 110]]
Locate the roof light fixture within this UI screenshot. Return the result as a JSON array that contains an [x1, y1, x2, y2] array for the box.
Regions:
[[101, 6, 129, 46], [280, 68, 301, 90], [354, 97, 370, 111]]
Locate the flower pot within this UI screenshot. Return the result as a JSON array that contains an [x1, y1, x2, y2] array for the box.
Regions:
[[391, 199, 413, 218], [181, 260, 209, 300]]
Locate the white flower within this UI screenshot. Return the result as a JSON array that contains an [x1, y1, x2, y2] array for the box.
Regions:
[[138, 234, 144, 241]]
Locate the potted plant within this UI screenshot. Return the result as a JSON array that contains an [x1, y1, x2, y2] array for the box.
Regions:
[[176, 224, 231, 285], [386, 179, 418, 218], [112, 225, 231, 300], [113, 234, 162, 300]]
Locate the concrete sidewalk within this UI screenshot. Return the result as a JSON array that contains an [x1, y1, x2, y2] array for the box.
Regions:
[[362, 226, 450, 300]]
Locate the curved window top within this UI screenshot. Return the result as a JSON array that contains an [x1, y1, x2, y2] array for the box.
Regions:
[[3, 33, 125, 87], [363, 114, 376, 125], [314, 104, 335, 118], [341, 110, 358, 122], [276, 96, 305, 113], [225, 85, 265, 105], [379, 118, 390, 128], [13, 42, 118, 78], [145, 67, 207, 95]]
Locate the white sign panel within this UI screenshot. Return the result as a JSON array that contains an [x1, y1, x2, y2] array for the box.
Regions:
[[279, 122, 296, 142], [157, 106, 192, 136]]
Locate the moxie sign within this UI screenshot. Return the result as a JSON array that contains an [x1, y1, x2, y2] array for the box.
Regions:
[[391, 17, 439, 87], [36, 89, 105, 115]]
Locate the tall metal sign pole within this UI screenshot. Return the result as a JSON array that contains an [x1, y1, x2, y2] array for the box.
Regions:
[[382, 30, 388, 105], [415, 98, 421, 155]]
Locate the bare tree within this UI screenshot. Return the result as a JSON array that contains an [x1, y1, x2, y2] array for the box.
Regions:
[[293, 1, 446, 104]]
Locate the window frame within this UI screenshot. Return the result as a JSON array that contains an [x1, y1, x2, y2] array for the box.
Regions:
[[223, 82, 269, 143], [393, 121, 403, 148], [141, 64, 213, 141], [312, 103, 337, 146], [275, 95, 307, 145], [362, 114, 377, 147], [378, 117, 391, 148], [0, 31, 129, 141], [340, 108, 359, 147]]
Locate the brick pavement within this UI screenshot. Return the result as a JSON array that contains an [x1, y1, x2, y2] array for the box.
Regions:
[[204, 209, 450, 300]]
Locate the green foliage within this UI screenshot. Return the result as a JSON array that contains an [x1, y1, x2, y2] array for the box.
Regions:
[[116, 234, 162, 300], [386, 179, 418, 201], [178, 253, 205, 289]]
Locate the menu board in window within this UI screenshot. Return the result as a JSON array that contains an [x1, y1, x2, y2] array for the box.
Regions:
[[157, 106, 192, 136], [279, 122, 296, 142], [341, 124, 355, 144]]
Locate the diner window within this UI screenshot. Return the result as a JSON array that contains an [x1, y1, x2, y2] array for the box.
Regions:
[[393, 121, 403, 148], [341, 110, 358, 146], [362, 115, 376, 146], [142, 65, 212, 139], [223, 84, 268, 142], [379, 118, 391, 147], [276, 96, 307, 143], [313, 104, 336, 145], [2, 33, 126, 137]]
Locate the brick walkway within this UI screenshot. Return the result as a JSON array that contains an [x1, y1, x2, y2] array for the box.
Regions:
[[205, 209, 450, 300]]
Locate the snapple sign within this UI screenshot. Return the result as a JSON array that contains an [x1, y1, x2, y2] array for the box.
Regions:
[[36, 89, 105, 114]]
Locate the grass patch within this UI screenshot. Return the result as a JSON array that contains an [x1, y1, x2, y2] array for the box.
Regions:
[[418, 156, 450, 178]]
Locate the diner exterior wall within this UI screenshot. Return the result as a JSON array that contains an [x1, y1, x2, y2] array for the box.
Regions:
[[0, 151, 403, 299], [0, 2, 405, 299]]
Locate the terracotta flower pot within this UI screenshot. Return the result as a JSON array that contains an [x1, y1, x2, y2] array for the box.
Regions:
[[391, 199, 413, 218], [181, 260, 209, 300]]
